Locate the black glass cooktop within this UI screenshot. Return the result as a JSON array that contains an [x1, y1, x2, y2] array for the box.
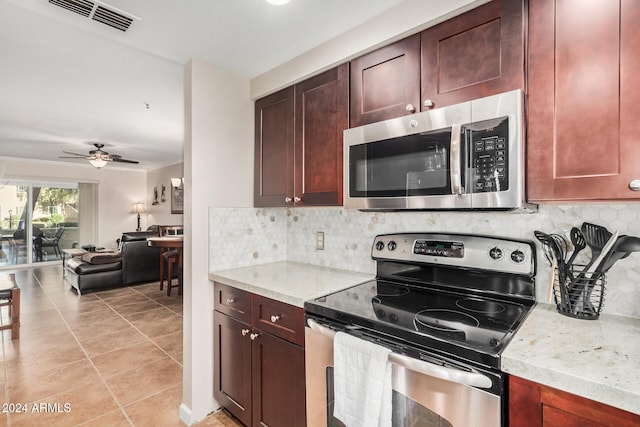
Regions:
[[305, 279, 533, 368]]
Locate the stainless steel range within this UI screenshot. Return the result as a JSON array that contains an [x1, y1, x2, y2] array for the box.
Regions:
[[304, 233, 537, 427]]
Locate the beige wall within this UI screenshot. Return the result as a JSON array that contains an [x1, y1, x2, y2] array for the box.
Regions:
[[0, 157, 146, 249], [181, 59, 254, 424], [146, 162, 184, 227]]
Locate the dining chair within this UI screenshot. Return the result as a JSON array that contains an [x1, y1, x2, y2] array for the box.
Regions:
[[0, 273, 20, 339], [157, 225, 183, 292], [40, 227, 65, 259]]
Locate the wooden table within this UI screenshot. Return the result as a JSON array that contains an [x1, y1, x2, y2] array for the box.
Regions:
[[147, 236, 184, 292]]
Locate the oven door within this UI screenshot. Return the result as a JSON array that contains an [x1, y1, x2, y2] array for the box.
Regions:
[[305, 320, 503, 427]]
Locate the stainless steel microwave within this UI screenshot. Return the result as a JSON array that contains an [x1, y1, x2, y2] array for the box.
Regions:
[[343, 89, 535, 211]]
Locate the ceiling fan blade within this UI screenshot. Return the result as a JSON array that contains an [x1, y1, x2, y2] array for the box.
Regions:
[[58, 156, 87, 159], [62, 150, 89, 157], [112, 158, 139, 164]]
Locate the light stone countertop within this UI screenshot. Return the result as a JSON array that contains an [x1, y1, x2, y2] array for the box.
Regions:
[[209, 261, 374, 308], [502, 303, 640, 415]]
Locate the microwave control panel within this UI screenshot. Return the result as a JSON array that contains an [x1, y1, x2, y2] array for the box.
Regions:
[[469, 117, 509, 193]]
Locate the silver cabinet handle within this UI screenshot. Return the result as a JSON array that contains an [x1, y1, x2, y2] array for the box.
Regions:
[[285, 197, 292, 203], [241, 328, 250, 336], [405, 104, 416, 113], [226, 298, 236, 304], [250, 332, 261, 340], [629, 180, 640, 191], [294, 196, 301, 203], [270, 315, 281, 323], [424, 99, 435, 109]]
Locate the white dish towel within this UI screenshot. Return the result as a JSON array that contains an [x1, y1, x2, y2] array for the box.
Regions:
[[333, 331, 392, 427]]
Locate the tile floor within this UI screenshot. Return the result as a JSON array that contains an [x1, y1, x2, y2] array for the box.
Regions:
[[0, 265, 242, 427]]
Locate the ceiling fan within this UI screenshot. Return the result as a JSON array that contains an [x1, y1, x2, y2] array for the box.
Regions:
[[60, 143, 139, 169]]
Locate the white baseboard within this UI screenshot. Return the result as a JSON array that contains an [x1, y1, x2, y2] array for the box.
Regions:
[[179, 403, 192, 426]]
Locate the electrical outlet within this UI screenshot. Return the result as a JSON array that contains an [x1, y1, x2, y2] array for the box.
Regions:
[[315, 231, 325, 250]]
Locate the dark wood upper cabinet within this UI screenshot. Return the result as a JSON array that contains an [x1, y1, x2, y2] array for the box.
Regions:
[[254, 87, 294, 207], [420, 0, 524, 108], [295, 64, 348, 206], [254, 65, 348, 207], [349, 0, 524, 128], [527, 0, 640, 201], [349, 34, 421, 127]]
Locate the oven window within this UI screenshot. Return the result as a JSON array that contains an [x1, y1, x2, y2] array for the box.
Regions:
[[325, 367, 453, 427], [348, 128, 462, 198]]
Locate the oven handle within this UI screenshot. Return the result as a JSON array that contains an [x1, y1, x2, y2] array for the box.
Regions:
[[450, 123, 463, 196], [307, 318, 493, 389]]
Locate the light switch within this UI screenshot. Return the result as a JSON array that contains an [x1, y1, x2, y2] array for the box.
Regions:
[[316, 231, 325, 250]]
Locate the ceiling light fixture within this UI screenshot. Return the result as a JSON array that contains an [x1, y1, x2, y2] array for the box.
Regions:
[[88, 157, 108, 169], [265, 0, 290, 5]]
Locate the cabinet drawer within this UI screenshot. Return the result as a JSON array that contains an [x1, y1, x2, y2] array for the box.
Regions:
[[214, 282, 250, 323], [251, 295, 304, 346]]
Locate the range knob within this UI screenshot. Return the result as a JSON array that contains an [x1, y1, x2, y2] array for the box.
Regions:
[[375, 241, 385, 251], [489, 247, 503, 260], [510, 249, 526, 263], [387, 241, 397, 251]]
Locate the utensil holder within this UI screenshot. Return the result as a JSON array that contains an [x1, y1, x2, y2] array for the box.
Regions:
[[553, 264, 605, 320]]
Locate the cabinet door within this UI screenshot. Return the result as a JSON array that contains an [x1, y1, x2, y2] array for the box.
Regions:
[[214, 311, 252, 427], [349, 34, 421, 127], [527, 0, 640, 201], [252, 331, 306, 427], [294, 64, 348, 206], [508, 375, 640, 427], [420, 0, 524, 110], [254, 87, 295, 207]]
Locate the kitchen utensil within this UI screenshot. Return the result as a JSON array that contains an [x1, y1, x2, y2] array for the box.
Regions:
[[548, 257, 557, 303], [535, 230, 569, 308], [534, 230, 565, 265], [565, 227, 586, 274], [599, 235, 640, 273], [580, 222, 613, 269]]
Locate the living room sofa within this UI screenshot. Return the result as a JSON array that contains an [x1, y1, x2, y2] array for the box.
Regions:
[[66, 230, 160, 294]]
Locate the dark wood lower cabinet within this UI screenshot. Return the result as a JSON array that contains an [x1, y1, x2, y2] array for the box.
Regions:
[[214, 283, 306, 427], [214, 311, 252, 426], [508, 375, 640, 427]]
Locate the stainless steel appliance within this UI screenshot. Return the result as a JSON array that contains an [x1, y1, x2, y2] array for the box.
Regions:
[[304, 233, 537, 427], [344, 89, 535, 211]]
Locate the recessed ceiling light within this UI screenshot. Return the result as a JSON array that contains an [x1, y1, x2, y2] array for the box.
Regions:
[[266, 0, 290, 5]]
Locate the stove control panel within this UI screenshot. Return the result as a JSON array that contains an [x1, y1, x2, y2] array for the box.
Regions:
[[372, 233, 536, 276], [413, 240, 464, 258]]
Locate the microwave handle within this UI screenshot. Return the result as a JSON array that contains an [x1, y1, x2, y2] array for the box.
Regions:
[[450, 124, 463, 195]]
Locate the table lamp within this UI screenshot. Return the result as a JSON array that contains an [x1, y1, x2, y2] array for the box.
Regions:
[[131, 202, 146, 231]]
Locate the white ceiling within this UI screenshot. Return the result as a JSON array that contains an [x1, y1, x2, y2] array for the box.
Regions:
[[0, 0, 405, 170]]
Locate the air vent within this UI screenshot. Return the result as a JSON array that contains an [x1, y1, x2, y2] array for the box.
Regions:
[[48, 0, 137, 32], [49, 0, 94, 17], [92, 5, 133, 31]]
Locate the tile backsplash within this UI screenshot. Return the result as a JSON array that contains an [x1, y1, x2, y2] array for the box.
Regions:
[[210, 204, 640, 319]]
